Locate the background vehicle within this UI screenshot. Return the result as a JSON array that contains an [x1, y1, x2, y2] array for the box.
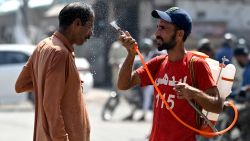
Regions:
[[101, 87, 143, 121], [197, 93, 250, 141], [75, 57, 94, 94], [0, 44, 93, 105], [0, 44, 34, 104], [101, 57, 145, 121], [212, 94, 250, 141]]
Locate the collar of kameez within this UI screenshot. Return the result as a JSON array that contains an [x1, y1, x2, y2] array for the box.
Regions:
[[53, 31, 74, 53]]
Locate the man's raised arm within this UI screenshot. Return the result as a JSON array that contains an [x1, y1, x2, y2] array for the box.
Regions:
[[117, 31, 141, 90]]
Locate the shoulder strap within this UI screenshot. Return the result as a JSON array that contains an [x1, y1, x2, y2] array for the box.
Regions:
[[188, 55, 203, 129], [189, 57, 196, 87], [158, 54, 168, 62], [156, 54, 168, 68]]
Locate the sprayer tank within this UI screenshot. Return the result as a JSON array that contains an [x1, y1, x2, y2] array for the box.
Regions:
[[205, 58, 236, 98], [202, 58, 236, 123]]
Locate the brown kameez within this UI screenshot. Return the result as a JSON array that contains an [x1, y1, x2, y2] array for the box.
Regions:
[[16, 31, 90, 141]]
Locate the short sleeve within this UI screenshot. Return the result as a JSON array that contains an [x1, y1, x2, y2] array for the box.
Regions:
[[136, 55, 165, 87]]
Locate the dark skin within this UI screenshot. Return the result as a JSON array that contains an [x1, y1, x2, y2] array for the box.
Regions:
[[118, 19, 224, 113], [58, 16, 94, 46]]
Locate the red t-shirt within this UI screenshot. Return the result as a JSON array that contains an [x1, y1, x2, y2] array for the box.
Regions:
[[136, 52, 216, 141]]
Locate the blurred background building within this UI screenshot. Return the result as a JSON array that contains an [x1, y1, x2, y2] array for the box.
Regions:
[[0, 0, 250, 87]]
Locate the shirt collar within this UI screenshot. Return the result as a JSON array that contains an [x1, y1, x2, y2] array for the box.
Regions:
[[53, 31, 74, 53]]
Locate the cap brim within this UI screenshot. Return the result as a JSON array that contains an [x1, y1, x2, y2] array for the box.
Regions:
[[151, 10, 172, 23]]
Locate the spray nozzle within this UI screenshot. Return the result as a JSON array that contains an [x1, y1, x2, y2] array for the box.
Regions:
[[216, 56, 229, 84], [110, 21, 124, 35], [221, 56, 229, 66]]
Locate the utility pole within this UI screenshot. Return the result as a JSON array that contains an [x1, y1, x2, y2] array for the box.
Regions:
[[14, 0, 30, 44], [20, 0, 30, 40], [150, 0, 156, 9], [172, 0, 177, 6], [21, 0, 29, 28]]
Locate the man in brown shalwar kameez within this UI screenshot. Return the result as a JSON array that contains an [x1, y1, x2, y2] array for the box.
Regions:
[[15, 2, 94, 141]]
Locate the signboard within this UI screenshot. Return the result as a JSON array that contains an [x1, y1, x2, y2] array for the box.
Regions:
[[191, 21, 227, 38]]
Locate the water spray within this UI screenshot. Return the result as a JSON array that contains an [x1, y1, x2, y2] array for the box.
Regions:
[[110, 20, 238, 137], [110, 21, 123, 34]]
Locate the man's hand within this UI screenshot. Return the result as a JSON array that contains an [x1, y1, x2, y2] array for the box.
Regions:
[[174, 82, 223, 113], [118, 31, 137, 56], [174, 82, 197, 100]]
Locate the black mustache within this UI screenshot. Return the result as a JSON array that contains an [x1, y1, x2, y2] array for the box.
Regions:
[[85, 35, 91, 40], [156, 36, 163, 41]]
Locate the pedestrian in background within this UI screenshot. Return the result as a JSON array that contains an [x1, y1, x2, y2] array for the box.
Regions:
[[139, 37, 166, 121], [197, 38, 214, 59], [215, 33, 237, 64], [242, 59, 250, 95], [231, 45, 249, 97], [15, 2, 94, 141], [108, 40, 127, 93]]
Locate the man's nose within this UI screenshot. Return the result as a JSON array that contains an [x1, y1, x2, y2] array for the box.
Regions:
[[90, 30, 94, 37], [154, 29, 160, 37]]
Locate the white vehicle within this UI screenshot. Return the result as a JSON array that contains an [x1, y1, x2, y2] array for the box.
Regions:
[[0, 44, 93, 104], [75, 57, 94, 94]]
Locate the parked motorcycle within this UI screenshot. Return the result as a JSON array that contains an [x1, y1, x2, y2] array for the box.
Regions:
[[101, 86, 143, 121], [197, 90, 250, 141]]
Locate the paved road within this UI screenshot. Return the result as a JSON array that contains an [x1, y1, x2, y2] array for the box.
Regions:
[[0, 88, 152, 141]]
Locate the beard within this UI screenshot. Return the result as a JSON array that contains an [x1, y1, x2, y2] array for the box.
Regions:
[[156, 31, 177, 51]]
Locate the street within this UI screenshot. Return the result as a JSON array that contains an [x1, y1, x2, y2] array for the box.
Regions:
[[0, 88, 152, 141]]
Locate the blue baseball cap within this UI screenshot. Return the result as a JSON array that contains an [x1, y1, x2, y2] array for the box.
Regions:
[[152, 7, 192, 38]]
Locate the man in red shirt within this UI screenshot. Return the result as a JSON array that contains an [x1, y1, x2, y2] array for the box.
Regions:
[[117, 7, 224, 141]]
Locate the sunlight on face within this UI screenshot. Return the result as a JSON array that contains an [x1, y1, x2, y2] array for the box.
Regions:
[[76, 17, 94, 45]]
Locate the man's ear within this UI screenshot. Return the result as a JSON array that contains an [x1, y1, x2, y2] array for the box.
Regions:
[[177, 30, 185, 41], [73, 18, 82, 27]]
